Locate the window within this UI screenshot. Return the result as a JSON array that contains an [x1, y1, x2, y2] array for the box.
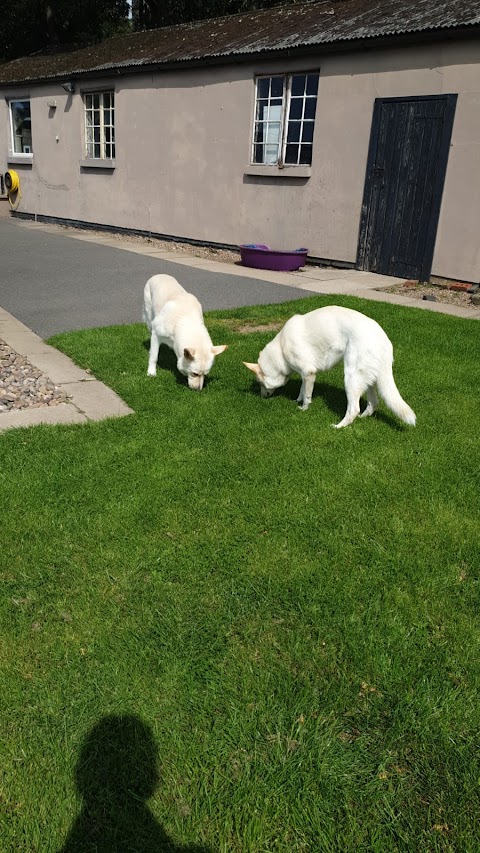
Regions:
[[84, 91, 115, 160], [252, 72, 319, 167], [9, 100, 33, 155]]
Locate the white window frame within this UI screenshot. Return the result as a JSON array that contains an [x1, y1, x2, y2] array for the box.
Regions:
[[8, 98, 33, 158], [84, 91, 115, 161], [251, 72, 319, 168]]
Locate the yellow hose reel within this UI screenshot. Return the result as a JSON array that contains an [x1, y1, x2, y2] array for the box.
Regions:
[[5, 169, 21, 208]]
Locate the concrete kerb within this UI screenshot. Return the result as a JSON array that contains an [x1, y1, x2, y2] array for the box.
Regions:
[[0, 307, 134, 433]]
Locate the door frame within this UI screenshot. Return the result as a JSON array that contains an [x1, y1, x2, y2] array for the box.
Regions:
[[356, 94, 457, 281]]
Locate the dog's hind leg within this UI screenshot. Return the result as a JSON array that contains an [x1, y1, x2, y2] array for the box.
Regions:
[[298, 373, 316, 411], [147, 329, 160, 376], [360, 385, 378, 418], [333, 371, 365, 428]]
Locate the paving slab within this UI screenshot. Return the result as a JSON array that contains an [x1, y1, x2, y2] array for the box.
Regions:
[[58, 380, 135, 421], [0, 403, 88, 431]]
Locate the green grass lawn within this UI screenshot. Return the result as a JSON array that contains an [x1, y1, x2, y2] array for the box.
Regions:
[[1, 295, 479, 852]]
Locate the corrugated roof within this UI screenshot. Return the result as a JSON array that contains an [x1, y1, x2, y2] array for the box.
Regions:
[[1, 0, 479, 85]]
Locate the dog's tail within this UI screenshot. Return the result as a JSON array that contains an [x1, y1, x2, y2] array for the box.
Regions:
[[143, 280, 153, 331], [377, 366, 416, 426]]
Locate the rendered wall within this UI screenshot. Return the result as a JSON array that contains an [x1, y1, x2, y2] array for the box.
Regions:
[[1, 39, 479, 282]]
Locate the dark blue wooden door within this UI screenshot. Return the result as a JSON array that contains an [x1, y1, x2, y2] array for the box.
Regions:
[[357, 95, 457, 281]]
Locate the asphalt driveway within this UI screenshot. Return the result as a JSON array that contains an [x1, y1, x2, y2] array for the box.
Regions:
[[0, 219, 314, 338]]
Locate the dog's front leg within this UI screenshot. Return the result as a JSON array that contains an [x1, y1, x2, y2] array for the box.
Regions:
[[298, 373, 315, 411], [296, 377, 306, 406], [147, 329, 160, 376]]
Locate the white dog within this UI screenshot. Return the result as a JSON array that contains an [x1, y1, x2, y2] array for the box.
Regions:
[[244, 305, 416, 428], [143, 274, 227, 390]]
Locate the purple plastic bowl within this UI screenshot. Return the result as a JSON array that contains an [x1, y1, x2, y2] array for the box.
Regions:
[[240, 244, 309, 272]]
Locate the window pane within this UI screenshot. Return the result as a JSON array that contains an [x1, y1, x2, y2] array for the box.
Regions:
[[93, 94, 100, 110], [265, 122, 281, 146], [291, 74, 306, 97], [285, 144, 299, 164], [268, 103, 282, 122], [254, 143, 264, 163], [94, 143, 101, 158], [257, 77, 270, 99], [11, 100, 32, 154], [299, 144, 312, 165], [304, 98, 317, 121], [265, 144, 278, 164], [306, 73, 319, 96], [287, 121, 301, 143], [104, 109, 111, 125], [111, 143, 116, 159], [289, 98, 303, 120], [254, 123, 265, 144], [270, 77, 284, 98], [256, 99, 268, 121], [301, 123, 314, 143]]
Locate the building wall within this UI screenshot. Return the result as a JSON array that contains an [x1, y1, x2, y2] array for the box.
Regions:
[[1, 39, 479, 282]]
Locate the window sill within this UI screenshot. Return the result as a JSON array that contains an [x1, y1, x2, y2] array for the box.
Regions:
[[7, 154, 33, 166], [80, 159, 116, 169], [244, 164, 311, 178]]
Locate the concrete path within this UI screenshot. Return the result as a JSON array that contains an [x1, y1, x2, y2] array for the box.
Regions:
[[0, 217, 478, 432]]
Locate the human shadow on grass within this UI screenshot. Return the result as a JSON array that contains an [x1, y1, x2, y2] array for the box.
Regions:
[[245, 377, 403, 428], [59, 714, 210, 853]]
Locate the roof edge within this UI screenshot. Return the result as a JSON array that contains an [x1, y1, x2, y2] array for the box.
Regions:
[[1, 20, 479, 88]]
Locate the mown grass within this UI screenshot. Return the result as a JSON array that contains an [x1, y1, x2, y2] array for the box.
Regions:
[[0, 294, 479, 852]]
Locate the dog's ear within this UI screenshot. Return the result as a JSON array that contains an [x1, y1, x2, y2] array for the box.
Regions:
[[184, 348, 196, 361], [211, 345, 228, 356], [243, 362, 260, 375]]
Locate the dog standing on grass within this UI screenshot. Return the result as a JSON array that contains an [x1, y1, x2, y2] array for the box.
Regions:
[[244, 305, 416, 428], [143, 274, 227, 390]]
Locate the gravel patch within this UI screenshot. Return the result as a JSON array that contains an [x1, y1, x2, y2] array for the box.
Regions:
[[0, 339, 69, 413], [379, 281, 477, 309], [59, 224, 242, 266]]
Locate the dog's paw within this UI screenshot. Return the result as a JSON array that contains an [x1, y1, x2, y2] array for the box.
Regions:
[[147, 368, 157, 377], [298, 403, 310, 412]]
